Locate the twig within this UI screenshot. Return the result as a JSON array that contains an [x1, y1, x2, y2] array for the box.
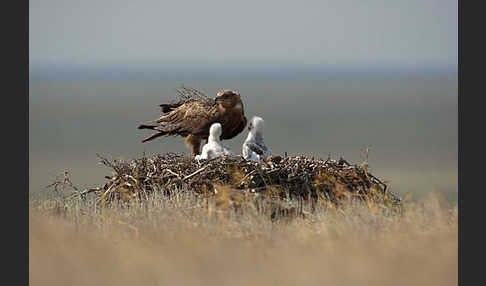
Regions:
[[238, 170, 257, 185], [45, 171, 78, 192], [163, 169, 181, 179], [182, 166, 208, 181]]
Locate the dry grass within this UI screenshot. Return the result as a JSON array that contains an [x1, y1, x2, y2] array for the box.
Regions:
[[30, 188, 457, 286]]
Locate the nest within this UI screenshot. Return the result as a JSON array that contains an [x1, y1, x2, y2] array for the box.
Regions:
[[81, 153, 402, 213]]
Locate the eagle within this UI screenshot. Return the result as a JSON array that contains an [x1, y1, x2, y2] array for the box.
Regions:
[[195, 123, 232, 160], [137, 88, 247, 156], [242, 116, 272, 161]]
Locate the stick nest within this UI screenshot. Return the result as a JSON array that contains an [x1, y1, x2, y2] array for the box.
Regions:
[[84, 153, 402, 212]]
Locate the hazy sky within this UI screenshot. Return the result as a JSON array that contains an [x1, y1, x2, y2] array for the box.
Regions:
[[30, 0, 457, 69]]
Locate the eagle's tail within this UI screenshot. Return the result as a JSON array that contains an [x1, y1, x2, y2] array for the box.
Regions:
[[141, 131, 167, 143], [138, 122, 169, 142], [138, 123, 158, 130]]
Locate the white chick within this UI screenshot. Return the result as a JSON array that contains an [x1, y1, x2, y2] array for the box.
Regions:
[[242, 116, 272, 161], [195, 123, 232, 160]]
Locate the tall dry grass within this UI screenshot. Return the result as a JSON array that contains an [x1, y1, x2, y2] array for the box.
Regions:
[[30, 190, 457, 286]]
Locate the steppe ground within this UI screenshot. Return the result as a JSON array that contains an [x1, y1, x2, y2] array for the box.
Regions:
[[29, 189, 457, 286]]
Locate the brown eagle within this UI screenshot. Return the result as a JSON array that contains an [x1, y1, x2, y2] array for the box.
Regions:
[[138, 88, 247, 156]]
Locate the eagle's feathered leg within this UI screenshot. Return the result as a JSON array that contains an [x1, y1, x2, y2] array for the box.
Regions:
[[185, 134, 203, 156]]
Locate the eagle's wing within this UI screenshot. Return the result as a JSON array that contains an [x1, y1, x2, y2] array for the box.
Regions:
[[190, 111, 244, 138], [160, 102, 183, 113], [220, 115, 247, 140], [138, 101, 218, 140], [161, 102, 218, 134], [233, 116, 248, 137]]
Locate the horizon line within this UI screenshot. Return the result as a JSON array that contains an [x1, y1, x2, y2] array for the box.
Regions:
[[29, 63, 458, 82]]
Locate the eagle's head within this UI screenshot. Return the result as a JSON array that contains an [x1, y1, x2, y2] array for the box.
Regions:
[[215, 90, 241, 109]]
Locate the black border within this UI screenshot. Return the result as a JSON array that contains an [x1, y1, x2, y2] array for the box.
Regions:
[[459, 1, 483, 285], [7, 0, 28, 285]]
